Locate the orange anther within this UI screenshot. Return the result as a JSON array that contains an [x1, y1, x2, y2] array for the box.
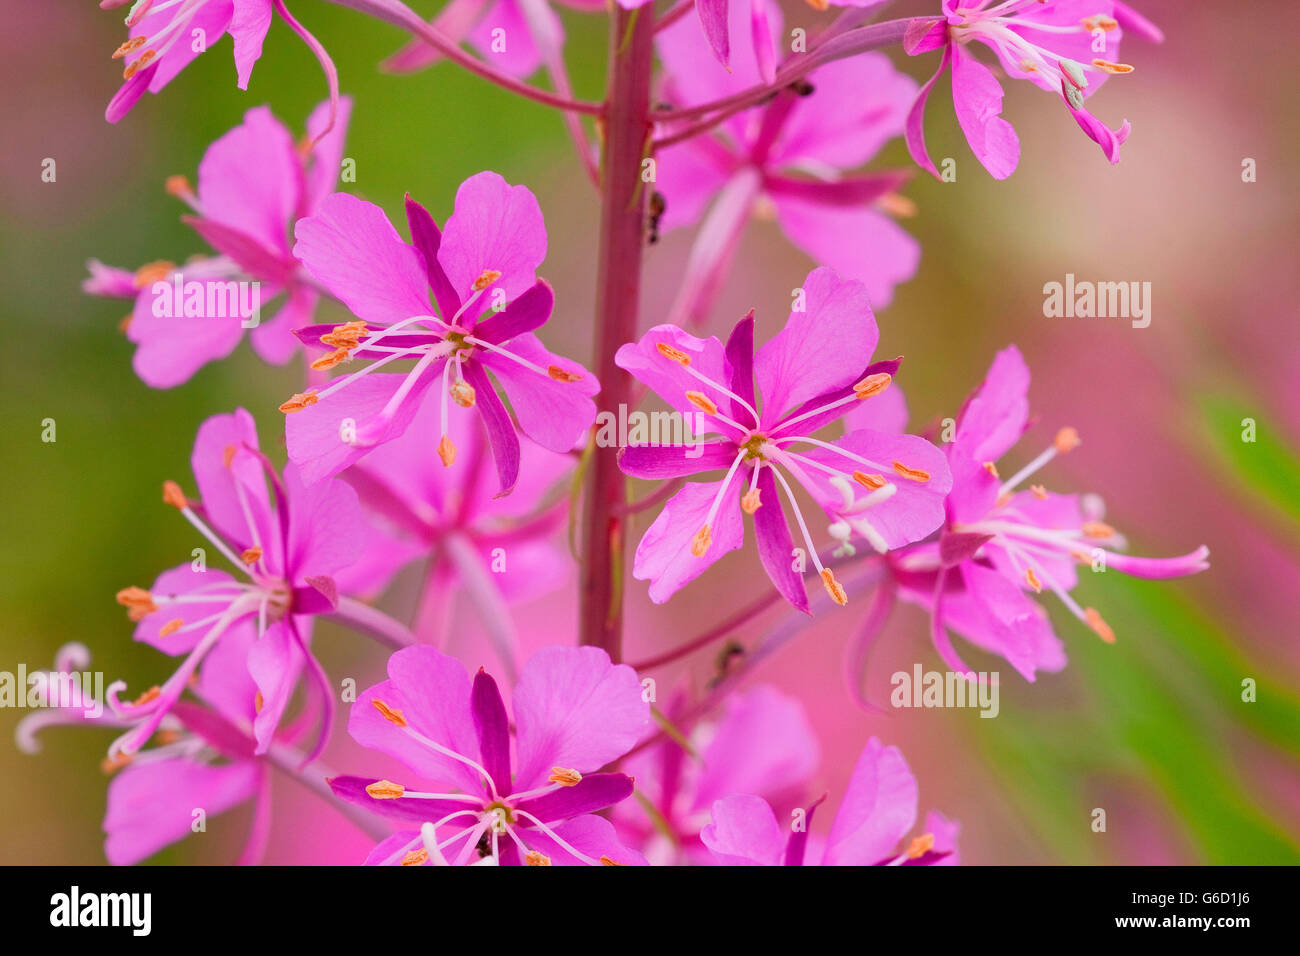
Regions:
[[853, 471, 887, 490], [372, 699, 408, 727], [892, 461, 931, 482], [1084, 607, 1115, 643], [1082, 521, 1116, 538], [132, 260, 174, 289], [365, 780, 406, 799], [438, 435, 457, 467], [852, 373, 892, 399], [686, 390, 718, 415], [112, 36, 149, 59], [162, 480, 187, 509], [1054, 427, 1080, 453], [656, 342, 691, 366], [310, 348, 349, 371], [279, 391, 319, 414], [122, 48, 156, 80], [821, 568, 848, 606], [906, 833, 935, 858], [547, 365, 583, 383], [547, 767, 583, 787], [472, 269, 502, 291], [1091, 58, 1134, 74]]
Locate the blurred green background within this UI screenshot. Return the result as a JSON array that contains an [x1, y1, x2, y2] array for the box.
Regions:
[[2, 0, 1297, 864]]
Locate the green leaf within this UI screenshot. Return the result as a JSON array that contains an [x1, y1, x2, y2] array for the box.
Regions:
[[1198, 395, 1300, 531]]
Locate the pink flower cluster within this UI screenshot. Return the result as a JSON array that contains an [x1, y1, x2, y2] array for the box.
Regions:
[[20, 0, 1205, 865]]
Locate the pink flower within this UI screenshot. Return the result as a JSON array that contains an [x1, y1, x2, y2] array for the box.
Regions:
[[655, 0, 920, 319], [107, 409, 390, 763], [282, 173, 599, 492], [700, 738, 959, 866], [618, 684, 820, 864], [329, 645, 651, 865], [104, 0, 274, 122], [890, 345, 1210, 680], [616, 267, 951, 609], [904, 0, 1145, 179], [18, 640, 273, 865], [87, 100, 351, 387]]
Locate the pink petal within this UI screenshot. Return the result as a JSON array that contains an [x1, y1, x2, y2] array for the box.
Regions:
[[924, 810, 962, 865], [950, 44, 1020, 180], [462, 361, 521, 495], [772, 197, 920, 310], [695, 0, 731, 71], [618, 443, 738, 479], [104, 757, 260, 865], [126, 278, 246, 388], [439, 171, 547, 305], [196, 623, 260, 725], [190, 408, 277, 555], [652, 137, 737, 235], [479, 332, 598, 454], [183, 215, 295, 283], [250, 285, 316, 365], [752, 466, 810, 612], [946, 561, 1068, 681], [822, 738, 917, 866], [106, 67, 156, 123], [520, 813, 649, 866], [284, 364, 443, 485], [633, 479, 745, 603], [467, 0, 546, 78], [755, 266, 878, 425], [615, 325, 736, 426], [693, 685, 820, 810], [843, 382, 908, 434], [246, 620, 305, 753], [230, 0, 273, 89], [772, 53, 917, 169], [955, 344, 1031, 463], [293, 193, 433, 327], [904, 44, 951, 179], [701, 794, 785, 866], [802, 429, 951, 549], [133, 565, 246, 653], [512, 646, 650, 790], [348, 646, 485, 795], [82, 259, 138, 298], [283, 462, 366, 580]]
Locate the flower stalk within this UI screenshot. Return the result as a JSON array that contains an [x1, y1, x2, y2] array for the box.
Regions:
[[579, 4, 657, 660]]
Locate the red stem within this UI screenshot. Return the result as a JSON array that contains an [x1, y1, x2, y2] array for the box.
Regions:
[[579, 5, 657, 660]]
